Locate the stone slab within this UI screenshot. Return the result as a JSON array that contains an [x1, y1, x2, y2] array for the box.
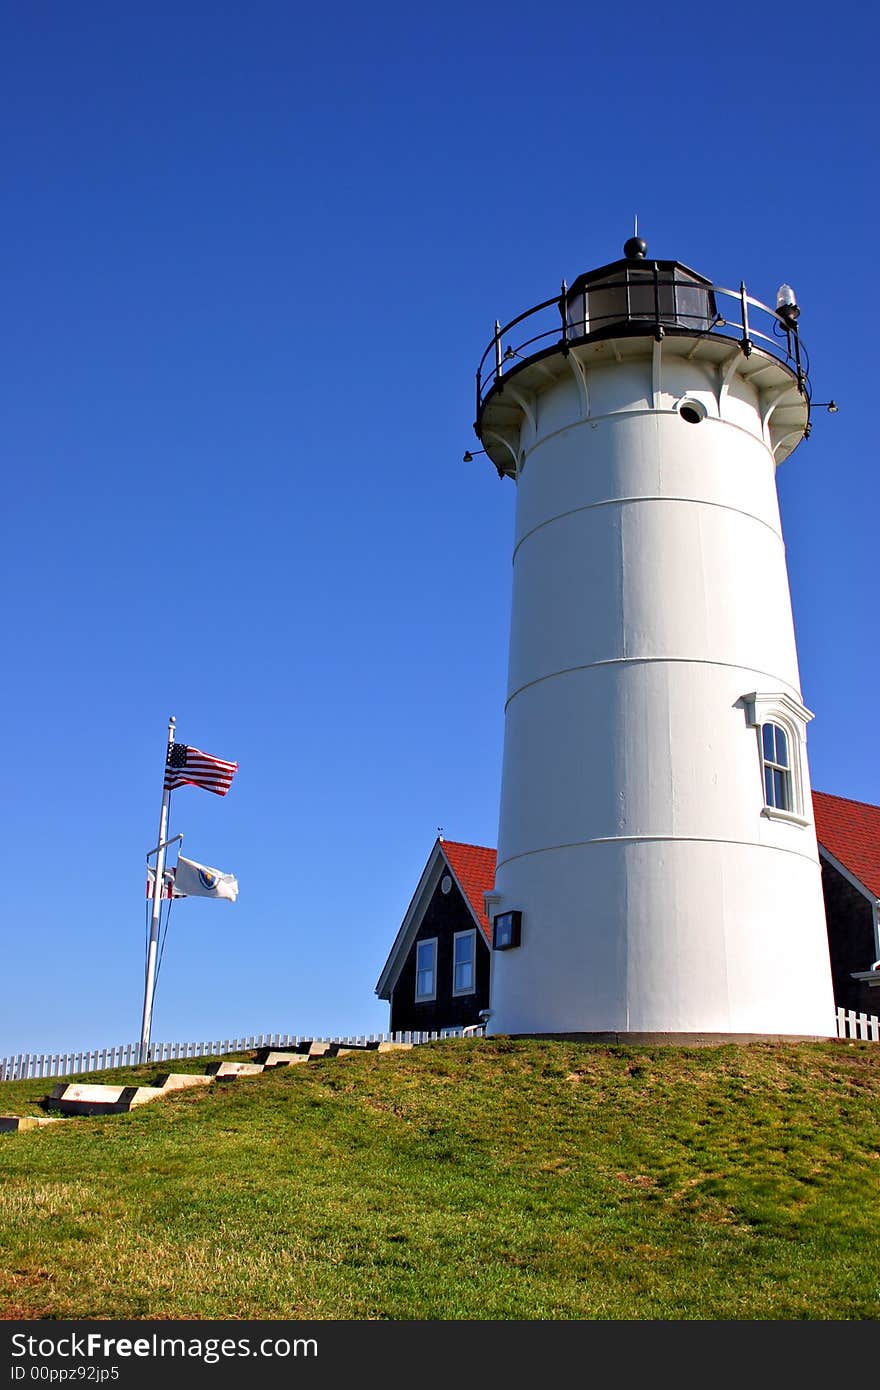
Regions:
[[0, 1115, 62, 1132], [155, 1073, 215, 1091], [261, 1053, 309, 1068], [50, 1083, 166, 1115], [374, 1041, 413, 1051], [204, 1061, 265, 1077]]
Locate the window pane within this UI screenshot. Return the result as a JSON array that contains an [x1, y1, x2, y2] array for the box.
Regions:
[[765, 767, 775, 806], [774, 769, 790, 811], [565, 292, 588, 338], [454, 961, 473, 992], [628, 272, 655, 321], [775, 726, 789, 768], [674, 279, 713, 331], [586, 281, 627, 331], [453, 933, 475, 993], [762, 723, 775, 761], [415, 941, 435, 999]]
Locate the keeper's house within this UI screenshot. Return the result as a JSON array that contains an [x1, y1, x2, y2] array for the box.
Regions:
[[376, 791, 880, 1033]]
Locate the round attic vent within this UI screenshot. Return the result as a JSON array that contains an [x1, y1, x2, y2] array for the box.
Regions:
[[441, 875, 452, 895]]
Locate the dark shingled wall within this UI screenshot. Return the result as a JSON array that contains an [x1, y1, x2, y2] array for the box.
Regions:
[[821, 856, 879, 1013], [390, 873, 490, 1034]]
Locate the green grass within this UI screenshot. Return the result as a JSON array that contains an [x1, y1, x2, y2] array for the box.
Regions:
[[1, 1039, 879, 1319]]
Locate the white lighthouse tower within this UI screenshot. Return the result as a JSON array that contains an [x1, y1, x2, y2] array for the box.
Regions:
[[476, 236, 835, 1038]]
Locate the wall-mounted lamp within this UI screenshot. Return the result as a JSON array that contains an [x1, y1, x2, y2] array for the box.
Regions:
[[463, 448, 488, 462], [812, 400, 839, 413], [493, 910, 522, 950]]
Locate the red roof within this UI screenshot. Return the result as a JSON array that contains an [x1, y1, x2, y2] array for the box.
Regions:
[[441, 840, 497, 942], [813, 790, 880, 900]]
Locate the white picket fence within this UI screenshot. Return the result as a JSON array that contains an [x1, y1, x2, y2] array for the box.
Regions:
[[835, 1007, 880, 1042], [0, 1027, 481, 1083], [2, 1012, 877, 1083]]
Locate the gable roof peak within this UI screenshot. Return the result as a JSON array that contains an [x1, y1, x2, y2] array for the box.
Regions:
[[440, 840, 497, 941]]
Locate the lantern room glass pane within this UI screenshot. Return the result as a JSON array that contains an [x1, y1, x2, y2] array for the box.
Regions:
[[585, 277, 628, 332], [627, 269, 655, 320], [565, 291, 588, 338], [675, 274, 713, 330]]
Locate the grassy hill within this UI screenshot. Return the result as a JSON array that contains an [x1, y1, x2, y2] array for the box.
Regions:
[[1, 1038, 879, 1320]]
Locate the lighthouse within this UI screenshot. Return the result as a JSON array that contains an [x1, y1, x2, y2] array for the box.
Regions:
[[475, 237, 835, 1038]]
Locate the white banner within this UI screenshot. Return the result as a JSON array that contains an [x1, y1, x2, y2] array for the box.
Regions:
[[173, 854, 239, 902]]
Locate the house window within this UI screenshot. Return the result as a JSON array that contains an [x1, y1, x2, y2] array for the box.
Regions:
[[762, 722, 791, 812], [415, 938, 437, 1002], [452, 929, 476, 996]]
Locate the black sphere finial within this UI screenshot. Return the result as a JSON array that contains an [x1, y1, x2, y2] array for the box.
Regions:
[[624, 236, 647, 259]]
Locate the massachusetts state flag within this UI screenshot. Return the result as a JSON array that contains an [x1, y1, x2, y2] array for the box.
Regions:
[[164, 742, 238, 797], [174, 854, 239, 902]]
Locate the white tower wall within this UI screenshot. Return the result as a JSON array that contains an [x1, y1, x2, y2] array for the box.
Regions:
[[486, 339, 835, 1037]]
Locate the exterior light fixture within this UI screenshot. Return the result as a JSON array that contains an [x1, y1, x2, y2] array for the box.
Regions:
[[776, 283, 800, 325], [492, 910, 522, 950]]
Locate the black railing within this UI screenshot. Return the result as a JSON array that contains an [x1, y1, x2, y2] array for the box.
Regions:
[[475, 273, 810, 426]]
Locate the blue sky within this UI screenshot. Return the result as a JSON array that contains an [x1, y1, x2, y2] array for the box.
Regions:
[[2, 2, 876, 1055]]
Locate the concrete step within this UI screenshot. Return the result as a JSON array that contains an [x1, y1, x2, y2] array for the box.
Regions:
[[1, 1038, 420, 1135], [204, 1061, 265, 1078], [254, 1040, 410, 1063], [0, 1115, 63, 1132], [260, 1053, 310, 1069], [48, 1083, 166, 1116], [154, 1073, 215, 1092]]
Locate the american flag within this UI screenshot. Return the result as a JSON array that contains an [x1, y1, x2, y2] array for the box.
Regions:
[[164, 742, 239, 797]]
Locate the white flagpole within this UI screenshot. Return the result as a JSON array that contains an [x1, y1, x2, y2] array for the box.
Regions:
[[140, 715, 176, 1061]]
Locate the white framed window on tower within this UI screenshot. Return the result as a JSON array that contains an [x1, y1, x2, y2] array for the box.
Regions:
[[452, 928, 476, 996], [414, 938, 437, 1002], [743, 691, 813, 826], [761, 722, 791, 812]]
